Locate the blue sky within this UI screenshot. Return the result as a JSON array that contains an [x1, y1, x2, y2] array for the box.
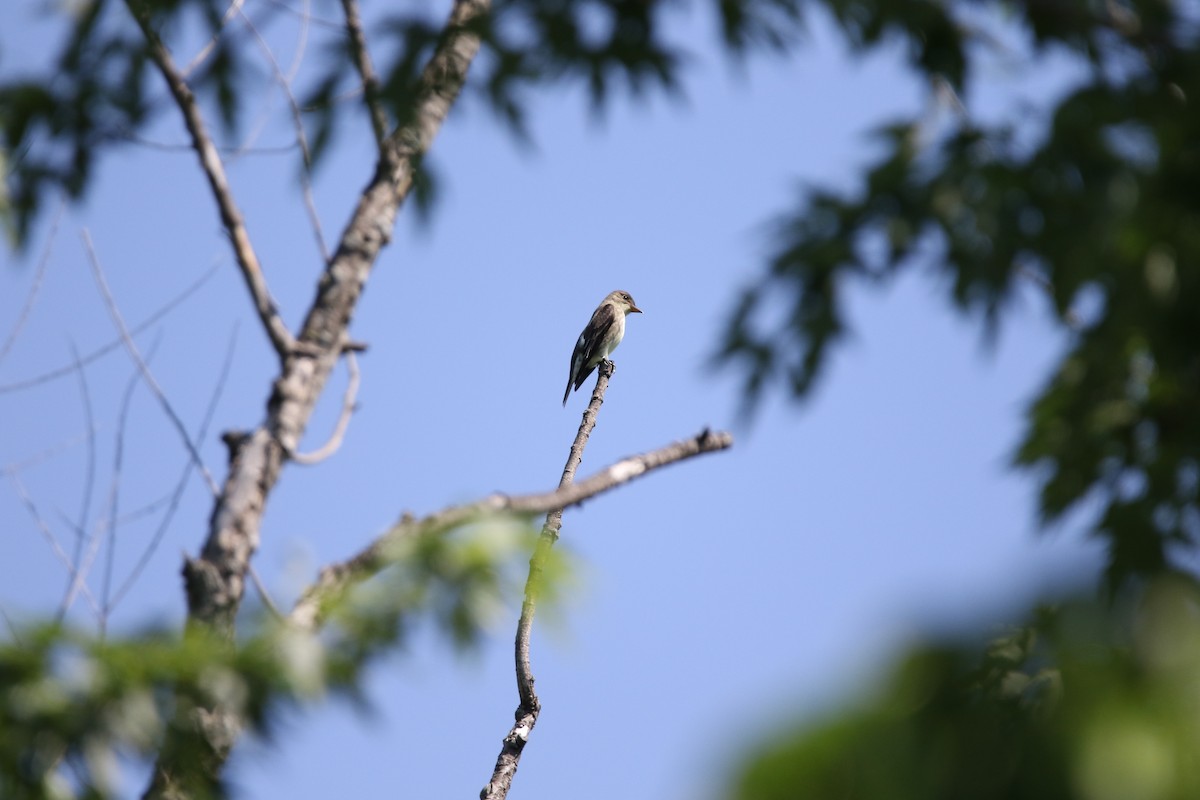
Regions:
[[1, 2, 1103, 797]]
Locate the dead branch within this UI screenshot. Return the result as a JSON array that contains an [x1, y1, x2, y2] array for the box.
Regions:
[[283, 0, 311, 82], [182, 0, 247, 78], [289, 420, 733, 634], [65, 342, 98, 617], [262, 0, 342, 30], [83, 232, 221, 497], [121, 132, 300, 155], [169, 0, 491, 636], [9, 471, 102, 619], [339, 0, 389, 148], [62, 337, 162, 621], [237, 7, 328, 261], [61, 335, 160, 618], [0, 263, 218, 395], [126, 0, 296, 359], [140, 2, 491, 794], [288, 351, 360, 465], [0, 201, 60, 367], [1, 432, 96, 476], [248, 564, 283, 620], [0, 604, 18, 644], [109, 326, 240, 613], [100, 357, 145, 633], [482, 359, 608, 800]]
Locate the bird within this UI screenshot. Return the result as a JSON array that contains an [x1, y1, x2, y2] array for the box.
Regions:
[[563, 290, 642, 406]]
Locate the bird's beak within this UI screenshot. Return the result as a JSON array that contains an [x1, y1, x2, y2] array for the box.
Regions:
[[629, 303, 642, 314]]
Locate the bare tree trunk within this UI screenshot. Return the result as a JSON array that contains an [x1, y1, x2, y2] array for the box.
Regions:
[[135, 1, 492, 795]]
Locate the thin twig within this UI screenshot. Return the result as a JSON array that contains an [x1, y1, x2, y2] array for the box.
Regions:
[[0, 200, 61, 367], [109, 325, 240, 611], [182, 0, 247, 78], [101, 353, 147, 632], [289, 351, 360, 464], [248, 564, 283, 620], [227, 17, 284, 163], [0, 263, 218, 395], [227, 109, 277, 162], [261, 0, 342, 30], [9, 471, 102, 618], [125, 0, 296, 358], [230, 0, 313, 164], [339, 0, 389, 148], [120, 131, 300, 155], [0, 604, 19, 644], [65, 341, 97, 616], [482, 359, 612, 800], [61, 335, 162, 622], [2, 432, 96, 475], [237, 7, 328, 261], [113, 491, 177, 526], [284, 0, 311, 83], [300, 85, 365, 113], [82, 230, 221, 497]]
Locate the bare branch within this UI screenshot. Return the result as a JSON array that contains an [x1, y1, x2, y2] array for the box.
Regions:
[[288, 351, 360, 465], [228, 102, 279, 164], [0, 263, 218, 395], [143, 3, 492, 793], [0, 200, 61, 367], [119, 131, 300, 155], [0, 604, 18, 644], [289, 423, 733, 631], [65, 341, 98, 616], [82, 231, 221, 497], [248, 564, 283, 621], [62, 336, 162, 621], [284, 0, 312, 83], [484, 359, 609, 800], [177, 0, 492, 635], [237, 7, 328, 262], [114, 491, 177, 526], [227, 0, 312, 159], [339, 0, 389, 148], [8, 471, 102, 618], [1, 432, 95, 475], [182, 0, 247, 78], [261, 0, 342, 31], [109, 326, 240, 612], [125, 0, 296, 359], [100, 358, 145, 632]]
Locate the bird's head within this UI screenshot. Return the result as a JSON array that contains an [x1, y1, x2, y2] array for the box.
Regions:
[[608, 290, 642, 315]]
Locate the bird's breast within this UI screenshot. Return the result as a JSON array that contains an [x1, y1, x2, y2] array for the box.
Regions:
[[602, 312, 626, 358]]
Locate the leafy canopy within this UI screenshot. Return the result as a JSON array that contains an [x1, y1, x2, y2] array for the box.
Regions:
[[714, 0, 1200, 593], [5, 0, 1200, 797]]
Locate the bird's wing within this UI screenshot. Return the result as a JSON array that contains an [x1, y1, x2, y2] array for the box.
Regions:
[[572, 302, 619, 391]]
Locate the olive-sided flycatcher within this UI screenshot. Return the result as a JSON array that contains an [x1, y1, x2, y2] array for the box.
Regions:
[[563, 290, 642, 406]]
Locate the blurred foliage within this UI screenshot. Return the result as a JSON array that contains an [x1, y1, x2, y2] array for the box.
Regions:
[[0, 521, 563, 798], [0, 0, 809, 246], [6, 0, 1200, 796], [715, 1, 1200, 592], [0, 0, 262, 247], [704, 4, 1200, 793], [730, 576, 1200, 800]]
